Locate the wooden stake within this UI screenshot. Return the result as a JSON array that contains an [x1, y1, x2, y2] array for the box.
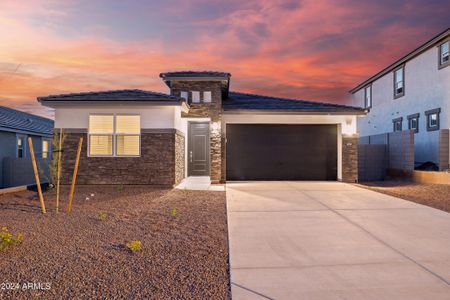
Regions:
[[56, 129, 63, 213], [67, 137, 83, 213], [28, 137, 46, 214]]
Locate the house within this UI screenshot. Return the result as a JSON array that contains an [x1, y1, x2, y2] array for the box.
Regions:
[[351, 28, 450, 170], [38, 71, 366, 186], [0, 106, 54, 188]]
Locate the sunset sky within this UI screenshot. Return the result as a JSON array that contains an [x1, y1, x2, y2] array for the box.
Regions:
[[0, 0, 449, 118]]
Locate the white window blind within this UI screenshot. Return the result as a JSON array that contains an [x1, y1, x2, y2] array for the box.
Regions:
[[192, 91, 200, 103], [116, 115, 140, 156], [88, 114, 140, 157], [180, 91, 188, 100], [203, 91, 212, 103]]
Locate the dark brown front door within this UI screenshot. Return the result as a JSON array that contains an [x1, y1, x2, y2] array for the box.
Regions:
[[226, 124, 337, 180], [188, 122, 210, 176]]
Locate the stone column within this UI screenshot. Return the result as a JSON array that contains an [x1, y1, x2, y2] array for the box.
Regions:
[[342, 135, 359, 183]]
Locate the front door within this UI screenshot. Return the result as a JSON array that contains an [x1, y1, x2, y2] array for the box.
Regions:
[[188, 122, 210, 176]]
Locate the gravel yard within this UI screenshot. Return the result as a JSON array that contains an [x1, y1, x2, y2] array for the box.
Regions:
[[357, 180, 450, 213], [0, 186, 230, 299]]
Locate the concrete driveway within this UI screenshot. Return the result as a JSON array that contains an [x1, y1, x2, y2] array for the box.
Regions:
[[226, 181, 450, 300]]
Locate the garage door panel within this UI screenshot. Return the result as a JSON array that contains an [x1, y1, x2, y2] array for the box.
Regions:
[[226, 124, 337, 180]]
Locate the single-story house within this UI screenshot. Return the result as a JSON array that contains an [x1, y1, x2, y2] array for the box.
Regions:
[[0, 106, 54, 188], [38, 71, 366, 186]]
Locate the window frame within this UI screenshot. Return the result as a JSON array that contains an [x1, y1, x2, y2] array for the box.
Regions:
[[16, 134, 26, 158], [392, 117, 403, 132], [180, 91, 188, 101], [393, 65, 405, 99], [88, 113, 141, 158], [407, 113, 420, 133], [115, 114, 141, 157], [425, 108, 440, 131], [191, 91, 200, 103], [364, 84, 372, 109], [438, 40, 449, 69], [203, 91, 212, 103], [42, 138, 50, 159]]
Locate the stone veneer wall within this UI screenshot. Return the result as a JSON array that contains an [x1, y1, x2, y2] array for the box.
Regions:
[[175, 132, 185, 184], [170, 81, 223, 183], [342, 135, 359, 183], [57, 129, 184, 186]]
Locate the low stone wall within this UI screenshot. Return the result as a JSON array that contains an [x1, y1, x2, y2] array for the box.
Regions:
[[58, 129, 184, 186]]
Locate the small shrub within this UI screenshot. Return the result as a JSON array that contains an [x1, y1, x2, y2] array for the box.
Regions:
[[98, 212, 107, 221], [117, 184, 124, 192], [0, 227, 23, 252], [171, 208, 177, 217], [126, 240, 142, 253]]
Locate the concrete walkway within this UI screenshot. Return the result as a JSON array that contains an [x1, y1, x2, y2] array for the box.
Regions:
[[226, 181, 450, 300]]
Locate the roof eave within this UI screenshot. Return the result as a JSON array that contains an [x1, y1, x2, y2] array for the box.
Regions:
[[38, 99, 187, 108], [222, 109, 367, 115], [160, 76, 230, 82]]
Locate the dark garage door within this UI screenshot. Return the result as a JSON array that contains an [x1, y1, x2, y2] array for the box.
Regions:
[[226, 124, 337, 180]]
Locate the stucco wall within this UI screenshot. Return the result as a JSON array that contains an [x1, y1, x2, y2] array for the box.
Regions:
[[354, 45, 450, 164], [55, 105, 183, 131]]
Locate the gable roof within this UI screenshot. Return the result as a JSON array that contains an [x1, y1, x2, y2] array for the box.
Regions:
[[38, 89, 184, 103], [0, 106, 54, 136], [159, 71, 231, 79], [350, 27, 450, 94], [223, 92, 366, 114]]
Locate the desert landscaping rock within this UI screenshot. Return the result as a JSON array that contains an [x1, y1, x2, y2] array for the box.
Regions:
[[358, 180, 450, 213], [0, 186, 230, 299]]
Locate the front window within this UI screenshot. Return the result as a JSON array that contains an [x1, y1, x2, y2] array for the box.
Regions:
[[17, 136, 24, 158], [88, 115, 140, 157], [439, 41, 449, 67], [425, 108, 440, 131], [42, 139, 49, 159], [394, 67, 404, 98], [364, 85, 372, 108], [393, 118, 402, 132]]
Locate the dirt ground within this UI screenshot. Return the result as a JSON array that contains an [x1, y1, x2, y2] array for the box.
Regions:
[[357, 180, 450, 213], [0, 186, 230, 299]]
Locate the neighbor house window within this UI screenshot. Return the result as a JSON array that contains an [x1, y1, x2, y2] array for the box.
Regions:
[[439, 41, 449, 68], [203, 91, 212, 103], [407, 113, 419, 133], [191, 91, 200, 103], [88, 115, 140, 157], [364, 85, 372, 108], [393, 66, 405, 98], [42, 139, 49, 159], [425, 108, 440, 131], [17, 136, 25, 158], [392, 117, 402, 132]]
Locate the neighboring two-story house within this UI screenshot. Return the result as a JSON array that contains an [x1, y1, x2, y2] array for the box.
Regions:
[[38, 71, 366, 186], [351, 28, 450, 170], [0, 106, 53, 188]]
